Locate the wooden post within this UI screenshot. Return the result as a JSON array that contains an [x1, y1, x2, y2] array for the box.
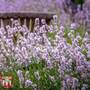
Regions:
[[0, 18, 4, 28], [24, 18, 27, 26], [10, 18, 14, 28], [29, 18, 32, 31], [18, 18, 21, 25]]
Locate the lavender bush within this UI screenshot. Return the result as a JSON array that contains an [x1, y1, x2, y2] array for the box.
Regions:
[[0, 15, 89, 90]]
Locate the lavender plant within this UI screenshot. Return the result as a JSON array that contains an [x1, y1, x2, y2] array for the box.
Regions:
[[0, 14, 89, 90]]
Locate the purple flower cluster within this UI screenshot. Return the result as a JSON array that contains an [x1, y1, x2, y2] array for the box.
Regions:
[[0, 14, 89, 89]]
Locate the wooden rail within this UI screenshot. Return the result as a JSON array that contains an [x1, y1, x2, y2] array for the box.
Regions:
[[0, 11, 56, 19]]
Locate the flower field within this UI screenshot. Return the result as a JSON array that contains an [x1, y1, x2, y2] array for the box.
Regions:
[[0, 14, 90, 90]]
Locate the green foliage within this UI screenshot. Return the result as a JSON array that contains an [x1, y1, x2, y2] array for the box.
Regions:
[[47, 32, 56, 40], [77, 26, 85, 38], [75, 0, 84, 4], [0, 59, 61, 90], [29, 59, 61, 90], [64, 28, 72, 44], [47, 32, 57, 45], [82, 49, 88, 56], [3, 69, 20, 90]]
